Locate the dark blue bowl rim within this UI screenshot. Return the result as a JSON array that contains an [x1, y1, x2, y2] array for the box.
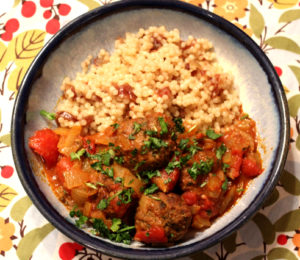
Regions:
[[11, 0, 290, 259]]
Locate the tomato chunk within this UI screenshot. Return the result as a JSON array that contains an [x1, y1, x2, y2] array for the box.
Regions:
[[55, 156, 73, 183], [152, 168, 180, 193], [182, 191, 197, 206], [134, 226, 168, 243], [241, 158, 262, 177], [29, 128, 59, 168]]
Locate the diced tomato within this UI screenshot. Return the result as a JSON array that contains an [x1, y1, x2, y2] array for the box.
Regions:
[[28, 128, 59, 168], [82, 137, 96, 154], [134, 226, 168, 243], [241, 158, 262, 177], [182, 191, 197, 206], [55, 156, 73, 183], [152, 168, 180, 193]]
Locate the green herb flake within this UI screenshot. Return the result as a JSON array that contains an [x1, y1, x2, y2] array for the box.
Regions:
[[40, 110, 56, 120], [111, 123, 119, 129], [132, 122, 142, 135], [158, 117, 168, 135], [164, 178, 172, 184], [129, 134, 136, 140], [114, 177, 123, 184], [118, 188, 134, 204], [70, 149, 86, 161], [216, 143, 227, 160], [97, 199, 108, 210], [144, 184, 159, 195], [173, 117, 185, 133], [240, 114, 249, 120], [115, 156, 124, 164], [237, 188, 244, 193], [111, 218, 122, 232], [144, 137, 168, 150], [148, 195, 161, 201], [146, 232, 150, 237], [188, 160, 214, 180], [179, 139, 189, 151], [145, 130, 158, 136], [222, 177, 228, 191], [222, 163, 230, 173], [206, 129, 222, 140], [200, 181, 207, 188], [75, 215, 88, 228]]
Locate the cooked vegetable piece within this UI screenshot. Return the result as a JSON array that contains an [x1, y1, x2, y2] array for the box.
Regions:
[[28, 128, 59, 167]]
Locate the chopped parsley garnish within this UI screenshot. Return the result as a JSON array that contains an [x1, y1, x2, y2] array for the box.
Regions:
[[148, 195, 161, 201], [134, 160, 145, 171], [200, 181, 207, 188], [129, 134, 136, 140], [114, 177, 123, 184], [131, 149, 138, 156], [179, 139, 189, 151], [222, 163, 230, 173], [111, 123, 119, 129], [240, 114, 249, 120], [92, 218, 134, 244], [70, 149, 86, 161], [118, 188, 134, 204], [188, 142, 202, 156], [180, 154, 192, 166], [115, 156, 124, 164], [40, 109, 56, 120], [97, 199, 108, 210], [144, 137, 168, 149], [141, 169, 161, 180], [173, 117, 185, 133], [237, 188, 244, 193], [206, 129, 222, 140], [145, 130, 158, 136], [222, 177, 228, 191], [85, 182, 104, 189], [132, 122, 142, 135], [216, 143, 227, 160], [144, 184, 159, 195], [188, 160, 214, 180], [88, 149, 114, 166], [158, 117, 168, 135], [164, 178, 172, 184], [76, 215, 88, 228], [165, 160, 181, 174], [111, 218, 122, 232]]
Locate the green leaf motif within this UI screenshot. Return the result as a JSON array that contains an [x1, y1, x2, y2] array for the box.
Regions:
[[267, 247, 298, 260], [249, 4, 265, 38], [223, 232, 237, 253], [13, 0, 21, 7], [280, 170, 300, 195], [265, 36, 300, 55], [296, 135, 300, 151], [17, 223, 54, 260], [10, 196, 32, 222], [279, 9, 300, 23], [289, 66, 300, 87], [263, 188, 279, 208], [288, 94, 300, 117], [252, 213, 275, 244], [274, 209, 300, 232], [77, 0, 101, 10], [0, 133, 11, 146], [0, 184, 18, 213], [190, 251, 214, 260]]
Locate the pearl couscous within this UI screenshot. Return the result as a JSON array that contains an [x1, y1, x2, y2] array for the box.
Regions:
[[56, 26, 241, 134]]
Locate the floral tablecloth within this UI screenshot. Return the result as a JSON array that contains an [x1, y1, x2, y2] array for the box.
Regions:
[[0, 0, 300, 259]]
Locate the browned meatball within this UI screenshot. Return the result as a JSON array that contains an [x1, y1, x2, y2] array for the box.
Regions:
[[113, 115, 175, 171], [135, 192, 192, 243]]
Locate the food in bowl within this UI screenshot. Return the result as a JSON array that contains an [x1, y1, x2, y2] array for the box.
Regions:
[[28, 27, 263, 245]]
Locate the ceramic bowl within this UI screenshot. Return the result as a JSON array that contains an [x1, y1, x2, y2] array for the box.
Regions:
[[11, 0, 290, 259]]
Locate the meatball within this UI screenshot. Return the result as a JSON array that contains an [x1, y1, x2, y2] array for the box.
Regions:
[[113, 115, 175, 171], [135, 192, 192, 244]]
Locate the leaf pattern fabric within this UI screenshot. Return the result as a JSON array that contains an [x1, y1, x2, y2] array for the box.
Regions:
[[0, 0, 300, 259]]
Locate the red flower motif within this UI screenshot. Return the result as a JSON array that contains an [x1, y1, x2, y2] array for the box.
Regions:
[[58, 242, 84, 260]]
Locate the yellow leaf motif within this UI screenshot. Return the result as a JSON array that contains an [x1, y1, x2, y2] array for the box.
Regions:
[[12, 30, 46, 67], [0, 184, 18, 213], [7, 65, 28, 93], [0, 41, 11, 71], [267, 0, 298, 9], [0, 133, 11, 146]]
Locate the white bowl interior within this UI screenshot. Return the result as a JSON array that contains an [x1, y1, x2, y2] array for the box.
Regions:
[[25, 7, 280, 249]]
